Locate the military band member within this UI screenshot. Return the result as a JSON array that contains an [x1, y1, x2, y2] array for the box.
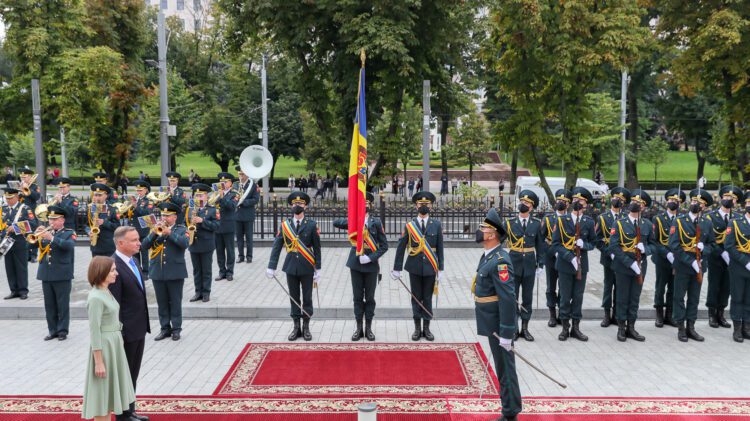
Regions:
[[87, 183, 120, 257], [505, 190, 544, 341], [652, 188, 684, 328], [19, 168, 40, 262], [92, 172, 118, 205], [266, 192, 322, 341], [474, 208, 521, 421], [542, 189, 571, 327], [2, 187, 38, 300], [609, 190, 655, 342], [131, 180, 154, 276], [392, 191, 445, 342], [333, 192, 389, 341], [166, 171, 187, 225], [36, 206, 75, 341], [142, 202, 189, 341], [668, 188, 715, 342], [188, 184, 220, 303], [551, 187, 596, 342], [723, 192, 750, 342], [596, 187, 629, 328], [235, 165, 260, 264], [214, 172, 238, 281], [705, 185, 742, 329], [53, 177, 79, 231]]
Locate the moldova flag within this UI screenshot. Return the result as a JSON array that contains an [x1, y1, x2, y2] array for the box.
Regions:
[[348, 55, 368, 255]]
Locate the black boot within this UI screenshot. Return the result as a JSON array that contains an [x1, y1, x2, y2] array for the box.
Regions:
[[742, 322, 750, 339], [733, 322, 744, 343], [351, 319, 364, 341], [616, 320, 626, 342], [411, 318, 422, 341], [365, 319, 375, 341], [654, 306, 664, 328], [665, 307, 676, 327], [302, 318, 312, 341], [677, 321, 688, 342], [558, 320, 570, 341], [288, 319, 302, 341], [423, 319, 435, 341], [520, 320, 534, 341], [547, 307, 558, 327], [600, 308, 612, 327], [717, 309, 731, 328], [686, 320, 704, 341], [570, 320, 588, 342], [708, 308, 719, 328], [626, 320, 645, 342]]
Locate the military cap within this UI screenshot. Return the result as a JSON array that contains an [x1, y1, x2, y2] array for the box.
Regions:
[[287, 191, 311, 206], [629, 189, 652, 208], [744, 191, 750, 204], [366, 191, 375, 203], [19, 168, 35, 175], [554, 189, 573, 203], [217, 172, 235, 182], [571, 186, 593, 203], [719, 185, 744, 201], [664, 188, 686, 203], [517, 189, 539, 208], [191, 183, 212, 194], [90, 183, 111, 194], [3, 187, 19, 197], [158, 202, 180, 215], [47, 205, 68, 219], [480, 207, 505, 236], [412, 191, 437, 204], [166, 171, 181, 180], [609, 187, 631, 203], [133, 180, 151, 190], [689, 188, 713, 207], [55, 177, 72, 187], [92, 171, 108, 181]]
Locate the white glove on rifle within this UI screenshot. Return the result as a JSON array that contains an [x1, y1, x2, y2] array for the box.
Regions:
[[313, 270, 321, 281], [359, 255, 372, 264], [265, 269, 275, 279], [745, 262, 750, 272], [610, 253, 615, 260], [499, 337, 512, 352], [691, 261, 700, 274], [666, 252, 674, 264], [570, 257, 579, 272], [535, 268, 544, 277], [575, 239, 584, 248], [696, 242, 704, 251], [636, 243, 645, 253], [391, 270, 401, 280], [630, 261, 641, 275], [721, 251, 730, 265]]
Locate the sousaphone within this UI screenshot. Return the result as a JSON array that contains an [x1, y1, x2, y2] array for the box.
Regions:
[[239, 145, 274, 184]]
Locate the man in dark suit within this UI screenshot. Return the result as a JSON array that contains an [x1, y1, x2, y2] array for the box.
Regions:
[[110, 226, 150, 421], [234, 166, 259, 264]]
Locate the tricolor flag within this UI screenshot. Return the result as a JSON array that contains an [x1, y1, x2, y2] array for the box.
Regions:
[[12, 221, 31, 235], [348, 53, 368, 255], [138, 214, 157, 229]]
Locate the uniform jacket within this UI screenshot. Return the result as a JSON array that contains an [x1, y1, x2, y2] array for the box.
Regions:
[[504, 215, 544, 278], [268, 216, 322, 275], [705, 209, 737, 266], [608, 215, 656, 276], [132, 196, 154, 239], [551, 213, 596, 275], [188, 206, 220, 253], [724, 215, 750, 276], [216, 190, 238, 234], [142, 224, 189, 280], [1, 203, 39, 251], [393, 217, 445, 276], [110, 253, 151, 343], [36, 229, 76, 281], [668, 213, 715, 275], [19, 183, 40, 210], [168, 187, 187, 224], [333, 215, 389, 273], [58, 194, 79, 230], [651, 211, 678, 265], [596, 210, 624, 267], [235, 180, 260, 222], [87, 206, 119, 256], [474, 246, 517, 340]]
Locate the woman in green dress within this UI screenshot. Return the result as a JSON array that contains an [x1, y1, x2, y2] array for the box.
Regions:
[[82, 256, 136, 420]]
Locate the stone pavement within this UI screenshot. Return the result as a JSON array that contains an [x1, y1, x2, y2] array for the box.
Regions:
[[0, 246, 708, 320]]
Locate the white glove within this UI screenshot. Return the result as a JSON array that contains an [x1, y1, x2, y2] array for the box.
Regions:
[[696, 242, 704, 251], [575, 239, 584, 248], [359, 255, 372, 264], [630, 261, 641, 275], [667, 252, 674, 264], [570, 257, 579, 272], [745, 262, 750, 272], [721, 251, 730, 265], [437, 272, 444, 282], [499, 337, 513, 352], [610, 253, 615, 260], [313, 270, 321, 281], [391, 270, 401, 280], [535, 268, 544, 277], [636, 243, 645, 253], [691, 261, 700, 274], [555, 252, 558, 259], [265, 269, 275, 279]]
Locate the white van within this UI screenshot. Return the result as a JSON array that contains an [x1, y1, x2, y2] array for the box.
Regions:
[[514, 176, 609, 207]]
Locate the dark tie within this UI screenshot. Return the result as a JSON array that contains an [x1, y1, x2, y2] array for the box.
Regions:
[[725, 214, 729, 226], [296, 220, 300, 233], [421, 220, 426, 233], [522, 219, 527, 231]]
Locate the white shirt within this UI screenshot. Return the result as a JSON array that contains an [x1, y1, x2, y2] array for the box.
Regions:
[[611, 210, 620, 219], [485, 244, 501, 257], [689, 212, 699, 223], [719, 209, 730, 219], [115, 250, 139, 278], [418, 215, 429, 224], [518, 216, 528, 226]]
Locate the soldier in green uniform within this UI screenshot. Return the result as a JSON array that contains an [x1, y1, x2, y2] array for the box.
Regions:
[[166, 171, 188, 225], [541, 189, 572, 327], [214, 172, 238, 281], [668, 188, 715, 342], [2, 187, 38, 300], [188, 184, 220, 303], [609, 190, 656, 342], [131, 180, 154, 276], [266, 192, 322, 341], [705, 185, 742, 329], [473, 207, 521, 421], [52, 177, 79, 231], [36, 206, 76, 341], [234, 165, 260, 264], [92, 172, 118, 205], [595, 187, 630, 328], [551, 187, 596, 342], [19, 168, 40, 262], [392, 191, 445, 341], [87, 183, 120, 257], [724, 192, 750, 342], [504, 190, 544, 341], [333, 192, 389, 341], [142, 202, 189, 341], [652, 188, 684, 328]]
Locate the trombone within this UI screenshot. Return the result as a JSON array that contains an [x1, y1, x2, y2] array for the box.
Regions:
[[21, 174, 38, 196], [27, 226, 54, 244]]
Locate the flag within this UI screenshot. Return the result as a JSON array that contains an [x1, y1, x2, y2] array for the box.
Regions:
[[348, 55, 368, 255], [12, 221, 31, 235], [138, 214, 157, 229]]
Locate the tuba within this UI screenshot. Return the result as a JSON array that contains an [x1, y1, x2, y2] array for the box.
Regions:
[[34, 204, 50, 222], [239, 145, 274, 186]]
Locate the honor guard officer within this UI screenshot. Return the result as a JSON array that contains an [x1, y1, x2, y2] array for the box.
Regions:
[[541, 189, 572, 327], [53, 178, 79, 230], [551, 187, 596, 342], [131, 180, 154, 275], [19, 168, 40, 262], [36, 206, 76, 341], [166, 172, 187, 225], [266, 192, 322, 341], [87, 183, 120, 257], [234, 165, 260, 264], [668, 188, 715, 342], [392, 191, 445, 342], [652, 188, 685, 327], [473, 208, 522, 421], [142, 202, 189, 341], [705, 185, 743, 329], [2, 187, 38, 300], [92, 172, 118, 204], [596, 187, 630, 328], [188, 184, 220, 303], [333, 192, 389, 341], [505, 190, 544, 341], [609, 190, 655, 342], [214, 172, 238, 281], [724, 192, 750, 342]]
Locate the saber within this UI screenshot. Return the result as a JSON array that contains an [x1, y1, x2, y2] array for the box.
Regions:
[[314, 281, 321, 309], [394, 275, 434, 319], [272, 274, 312, 319], [492, 332, 567, 389]]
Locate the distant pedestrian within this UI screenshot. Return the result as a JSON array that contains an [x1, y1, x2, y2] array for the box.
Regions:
[[499, 178, 505, 194], [288, 175, 295, 190], [697, 176, 706, 189], [408, 177, 415, 197], [138, 171, 144, 181], [144, 174, 152, 185], [440, 174, 449, 195], [416, 176, 423, 192]]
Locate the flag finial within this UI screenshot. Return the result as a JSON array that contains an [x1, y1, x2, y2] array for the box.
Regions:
[[360, 49, 366, 67]]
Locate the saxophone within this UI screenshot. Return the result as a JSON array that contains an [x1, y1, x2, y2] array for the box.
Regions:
[[88, 203, 100, 246]]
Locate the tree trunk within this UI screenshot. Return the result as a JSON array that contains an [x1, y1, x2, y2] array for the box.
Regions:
[[469, 161, 473, 187], [696, 149, 706, 181], [532, 146, 555, 205], [440, 117, 450, 178], [625, 79, 639, 189], [268, 161, 276, 193], [510, 148, 518, 194]]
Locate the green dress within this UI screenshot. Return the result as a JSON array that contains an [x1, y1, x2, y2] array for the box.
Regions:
[[82, 287, 135, 419]]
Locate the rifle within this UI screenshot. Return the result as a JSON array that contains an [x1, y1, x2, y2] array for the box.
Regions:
[[574, 216, 582, 281], [695, 211, 703, 284], [635, 212, 643, 285]]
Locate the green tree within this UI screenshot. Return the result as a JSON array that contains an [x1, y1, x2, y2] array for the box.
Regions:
[[640, 136, 669, 188], [369, 94, 422, 189], [446, 106, 491, 186], [9, 132, 35, 167]]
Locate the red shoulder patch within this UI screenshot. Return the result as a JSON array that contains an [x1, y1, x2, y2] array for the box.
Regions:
[[73, 201, 78, 206], [610, 228, 616, 235], [498, 264, 510, 282], [726, 227, 732, 234], [670, 226, 676, 234]]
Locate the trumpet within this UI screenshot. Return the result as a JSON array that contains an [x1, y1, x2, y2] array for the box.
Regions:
[[48, 194, 62, 206], [27, 226, 54, 244], [21, 174, 38, 196]]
